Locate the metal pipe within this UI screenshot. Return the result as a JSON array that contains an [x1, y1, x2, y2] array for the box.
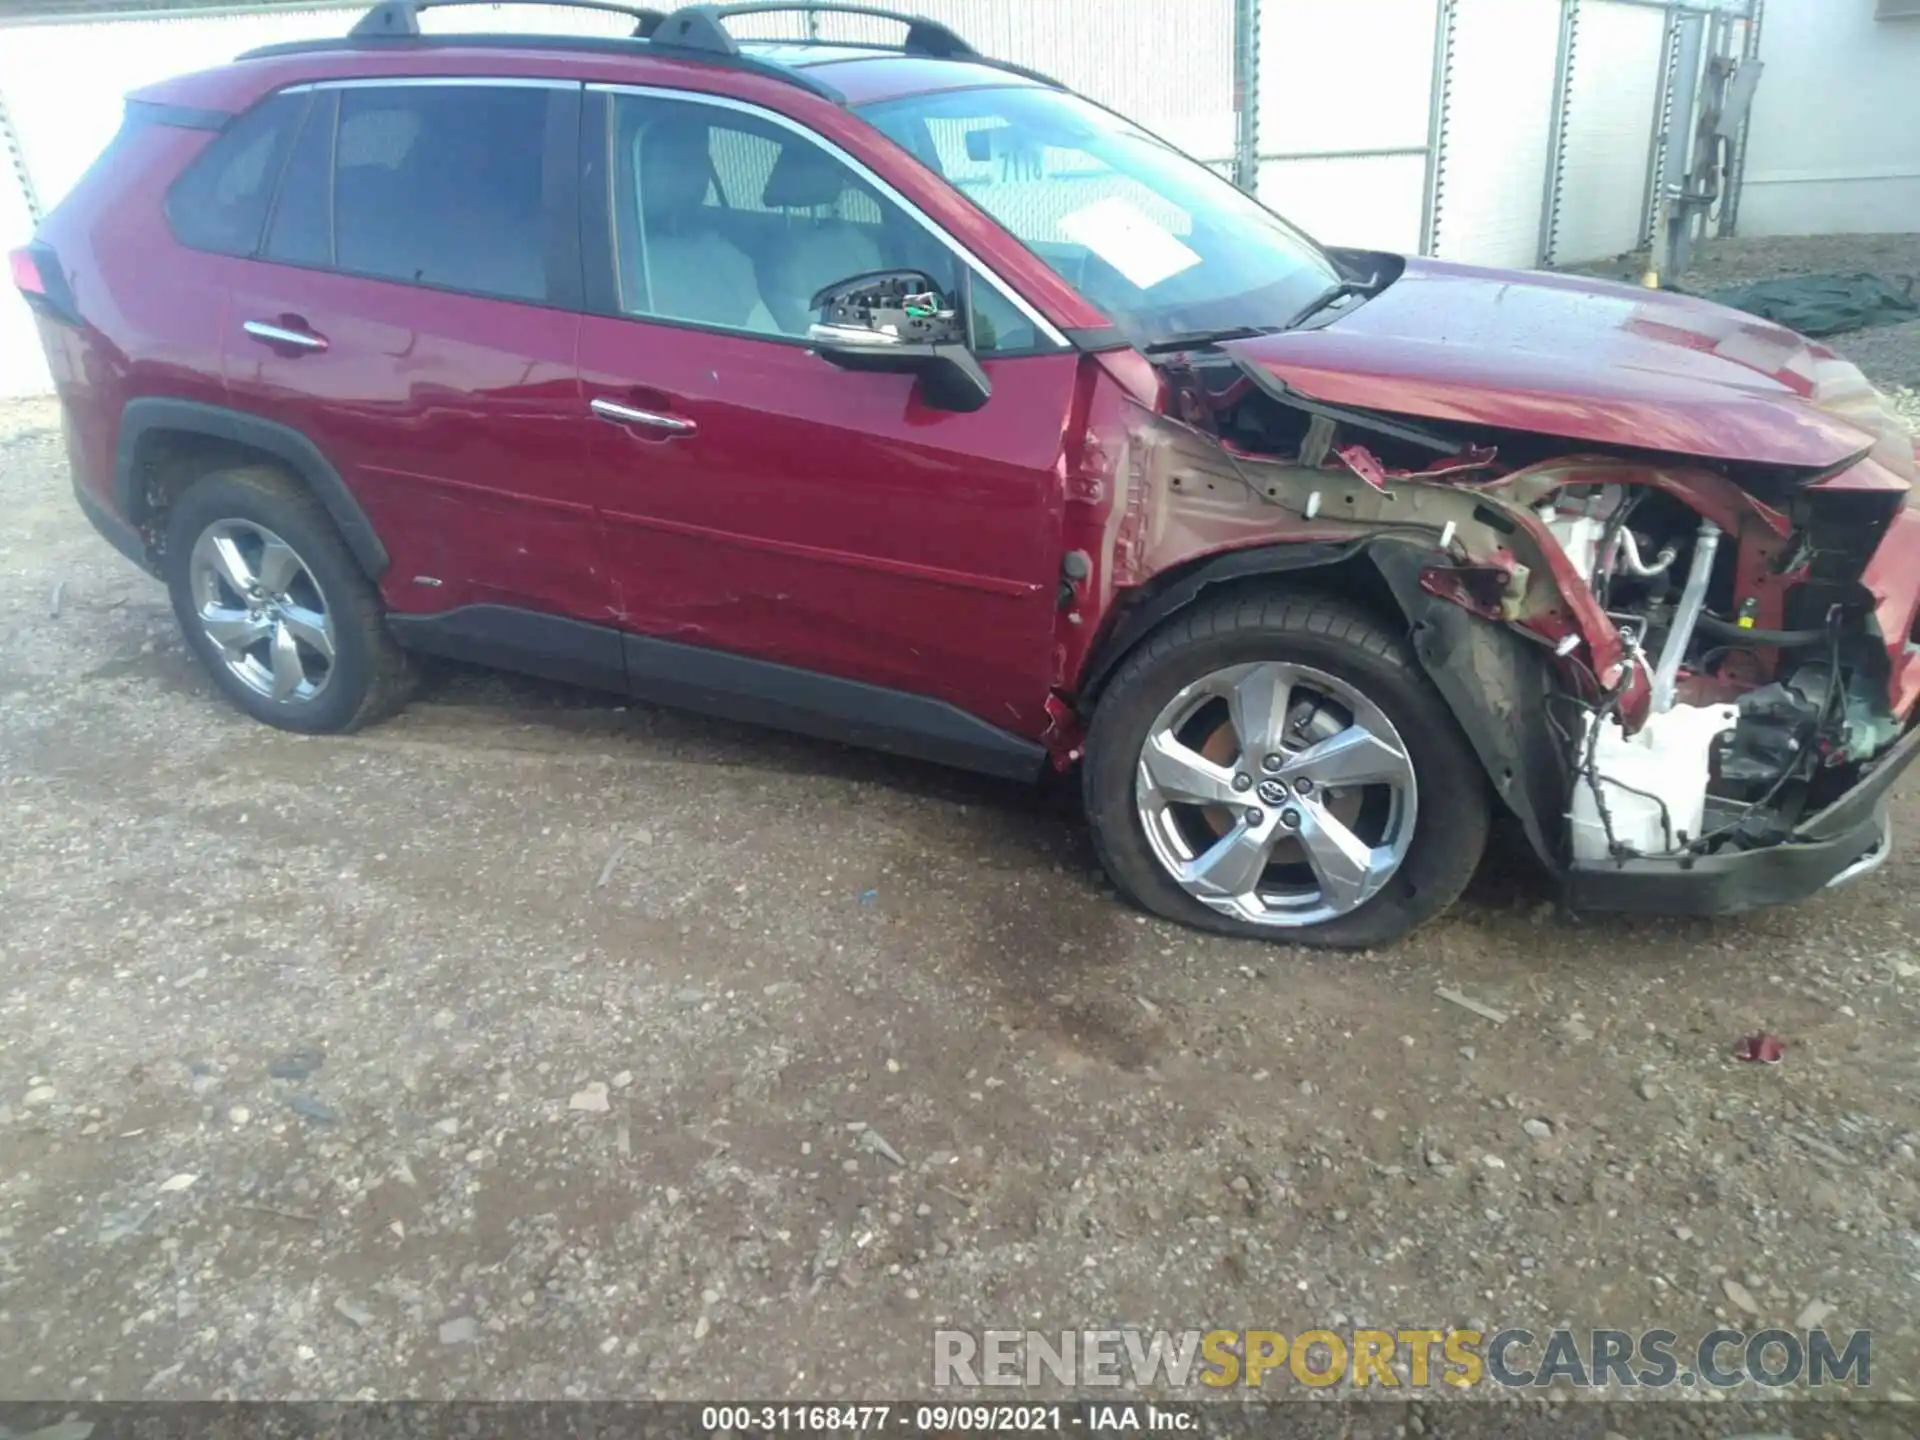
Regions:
[[1640, 4, 1680, 252], [1615, 528, 1677, 578], [1537, 0, 1580, 268], [1231, 0, 1261, 194], [1652, 519, 1722, 712], [1658, 11, 1706, 282]]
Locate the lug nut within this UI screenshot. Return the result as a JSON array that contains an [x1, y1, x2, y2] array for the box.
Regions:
[[1262, 753, 1284, 773], [1280, 808, 1303, 830], [1232, 772, 1253, 792], [1243, 807, 1265, 827], [1294, 777, 1314, 795]]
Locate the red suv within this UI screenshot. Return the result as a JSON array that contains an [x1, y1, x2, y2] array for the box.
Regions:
[[16, 0, 1920, 946]]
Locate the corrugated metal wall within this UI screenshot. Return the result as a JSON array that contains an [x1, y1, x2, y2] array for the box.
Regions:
[[1547, 0, 1669, 265], [0, 0, 1705, 397], [1253, 0, 1439, 254]]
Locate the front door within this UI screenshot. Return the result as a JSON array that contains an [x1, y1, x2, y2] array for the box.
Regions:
[[574, 87, 1080, 739]]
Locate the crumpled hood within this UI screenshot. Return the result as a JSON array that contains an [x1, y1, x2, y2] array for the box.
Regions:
[[1220, 257, 1914, 478]]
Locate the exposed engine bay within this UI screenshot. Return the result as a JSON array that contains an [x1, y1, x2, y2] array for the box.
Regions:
[[1073, 335, 1920, 885]]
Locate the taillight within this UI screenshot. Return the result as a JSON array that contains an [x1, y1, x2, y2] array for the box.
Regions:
[[9, 243, 80, 324]]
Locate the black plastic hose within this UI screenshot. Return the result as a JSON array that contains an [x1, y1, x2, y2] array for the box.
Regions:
[[1695, 612, 1827, 648]]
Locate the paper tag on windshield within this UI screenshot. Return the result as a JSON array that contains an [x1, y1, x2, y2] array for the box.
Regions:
[[1057, 196, 1201, 290]]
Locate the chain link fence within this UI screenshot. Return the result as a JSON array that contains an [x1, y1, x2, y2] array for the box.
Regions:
[[1, 0, 1754, 396]]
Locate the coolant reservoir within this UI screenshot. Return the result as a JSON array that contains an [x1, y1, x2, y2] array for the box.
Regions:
[[1569, 702, 1740, 861]]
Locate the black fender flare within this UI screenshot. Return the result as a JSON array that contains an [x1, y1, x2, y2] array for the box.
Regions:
[[1075, 539, 1567, 873], [115, 398, 390, 580]]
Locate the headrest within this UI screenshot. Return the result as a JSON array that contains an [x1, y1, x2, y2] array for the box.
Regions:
[[761, 143, 850, 210]]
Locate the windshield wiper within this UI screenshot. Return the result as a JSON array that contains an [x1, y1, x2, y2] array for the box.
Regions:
[[1139, 324, 1278, 354], [1284, 278, 1377, 330]]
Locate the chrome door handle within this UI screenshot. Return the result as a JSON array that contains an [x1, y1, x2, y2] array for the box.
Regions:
[[243, 319, 327, 351], [591, 397, 696, 434]]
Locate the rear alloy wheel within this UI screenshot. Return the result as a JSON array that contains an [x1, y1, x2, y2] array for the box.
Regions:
[[186, 518, 337, 705], [164, 465, 411, 733], [1084, 593, 1489, 947]]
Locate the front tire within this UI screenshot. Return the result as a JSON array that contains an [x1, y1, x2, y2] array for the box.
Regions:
[[164, 465, 411, 734], [1083, 591, 1489, 947]]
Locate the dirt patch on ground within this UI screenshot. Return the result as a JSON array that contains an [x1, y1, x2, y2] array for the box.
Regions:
[[2, 271, 1919, 1421]]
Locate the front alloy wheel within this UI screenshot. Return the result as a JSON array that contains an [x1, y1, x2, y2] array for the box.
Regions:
[[1135, 661, 1418, 928], [1082, 593, 1489, 948]]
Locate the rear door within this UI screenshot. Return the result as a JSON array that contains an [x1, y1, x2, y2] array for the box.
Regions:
[[218, 79, 614, 666]]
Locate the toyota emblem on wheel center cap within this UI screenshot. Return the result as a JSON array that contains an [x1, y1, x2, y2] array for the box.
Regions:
[[1255, 779, 1289, 807]]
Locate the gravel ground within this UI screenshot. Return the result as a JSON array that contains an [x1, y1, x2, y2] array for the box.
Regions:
[[3, 253, 1920, 1425]]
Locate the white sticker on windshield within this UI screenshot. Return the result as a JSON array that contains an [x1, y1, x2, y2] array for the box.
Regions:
[[1056, 196, 1201, 290]]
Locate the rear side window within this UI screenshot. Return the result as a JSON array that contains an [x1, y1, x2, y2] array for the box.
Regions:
[[165, 92, 309, 257], [265, 83, 562, 305]]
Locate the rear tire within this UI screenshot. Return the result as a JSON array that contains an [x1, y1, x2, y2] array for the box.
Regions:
[[1083, 591, 1488, 948], [163, 465, 411, 734]]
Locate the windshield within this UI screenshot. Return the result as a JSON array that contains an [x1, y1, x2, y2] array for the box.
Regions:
[[860, 86, 1342, 347]]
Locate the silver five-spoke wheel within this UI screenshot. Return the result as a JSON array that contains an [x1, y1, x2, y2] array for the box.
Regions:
[[1134, 661, 1418, 929], [187, 519, 336, 704]]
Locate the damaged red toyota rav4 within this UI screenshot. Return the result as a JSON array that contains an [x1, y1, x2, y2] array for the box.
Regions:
[[16, 0, 1920, 946]]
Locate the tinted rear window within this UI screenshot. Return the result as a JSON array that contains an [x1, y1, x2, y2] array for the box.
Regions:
[[165, 91, 308, 257], [264, 83, 558, 305]]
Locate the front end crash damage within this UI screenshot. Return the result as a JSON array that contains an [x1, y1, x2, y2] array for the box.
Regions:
[[1058, 345, 1920, 915]]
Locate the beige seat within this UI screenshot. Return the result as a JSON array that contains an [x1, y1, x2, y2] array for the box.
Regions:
[[756, 144, 886, 335], [632, 118, 778, 334]]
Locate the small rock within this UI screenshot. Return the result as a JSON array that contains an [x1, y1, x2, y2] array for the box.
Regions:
[[693, 1313, 711, 1340], [612, 1071, 634, 1089], [157, 1173, 199, 1194], [1522, 1117, 1553, 1140], [1424, 1147, 1448, 1168], [1458, 1046, 1476, 1062], [1674, 1225, 1693, 1243], [1796, 1299, 1836, 1329], [1635, 1076, 1660, 1102], [1298, 1079, 1316, 1096], [1369, 1107, 1388, 1122], [1721, 1276, 1761, 1314], [433, 1116, 461, 1135], [268, 1049, 325, 1080], [569, 1082, 611, 1113], [228, 1106, 251, 1126], [438, 1316, 478, 1345], [1331, 1208, 1348, 1223], [333, 1296, 374, 1329], [674, 988, 706, 1006], [23, 1085, 56, 1107], [288, 1095, 337, 1124]]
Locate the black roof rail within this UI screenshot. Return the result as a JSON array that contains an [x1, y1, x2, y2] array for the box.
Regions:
[[349, 0, 670, 39], [650, 3, 977, 60]]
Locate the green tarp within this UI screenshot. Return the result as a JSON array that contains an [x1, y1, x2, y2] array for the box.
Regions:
[[1701, 272, 1918, 338]]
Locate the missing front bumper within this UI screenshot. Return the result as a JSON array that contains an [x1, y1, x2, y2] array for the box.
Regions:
[[1564, 721, 1920, 917]]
